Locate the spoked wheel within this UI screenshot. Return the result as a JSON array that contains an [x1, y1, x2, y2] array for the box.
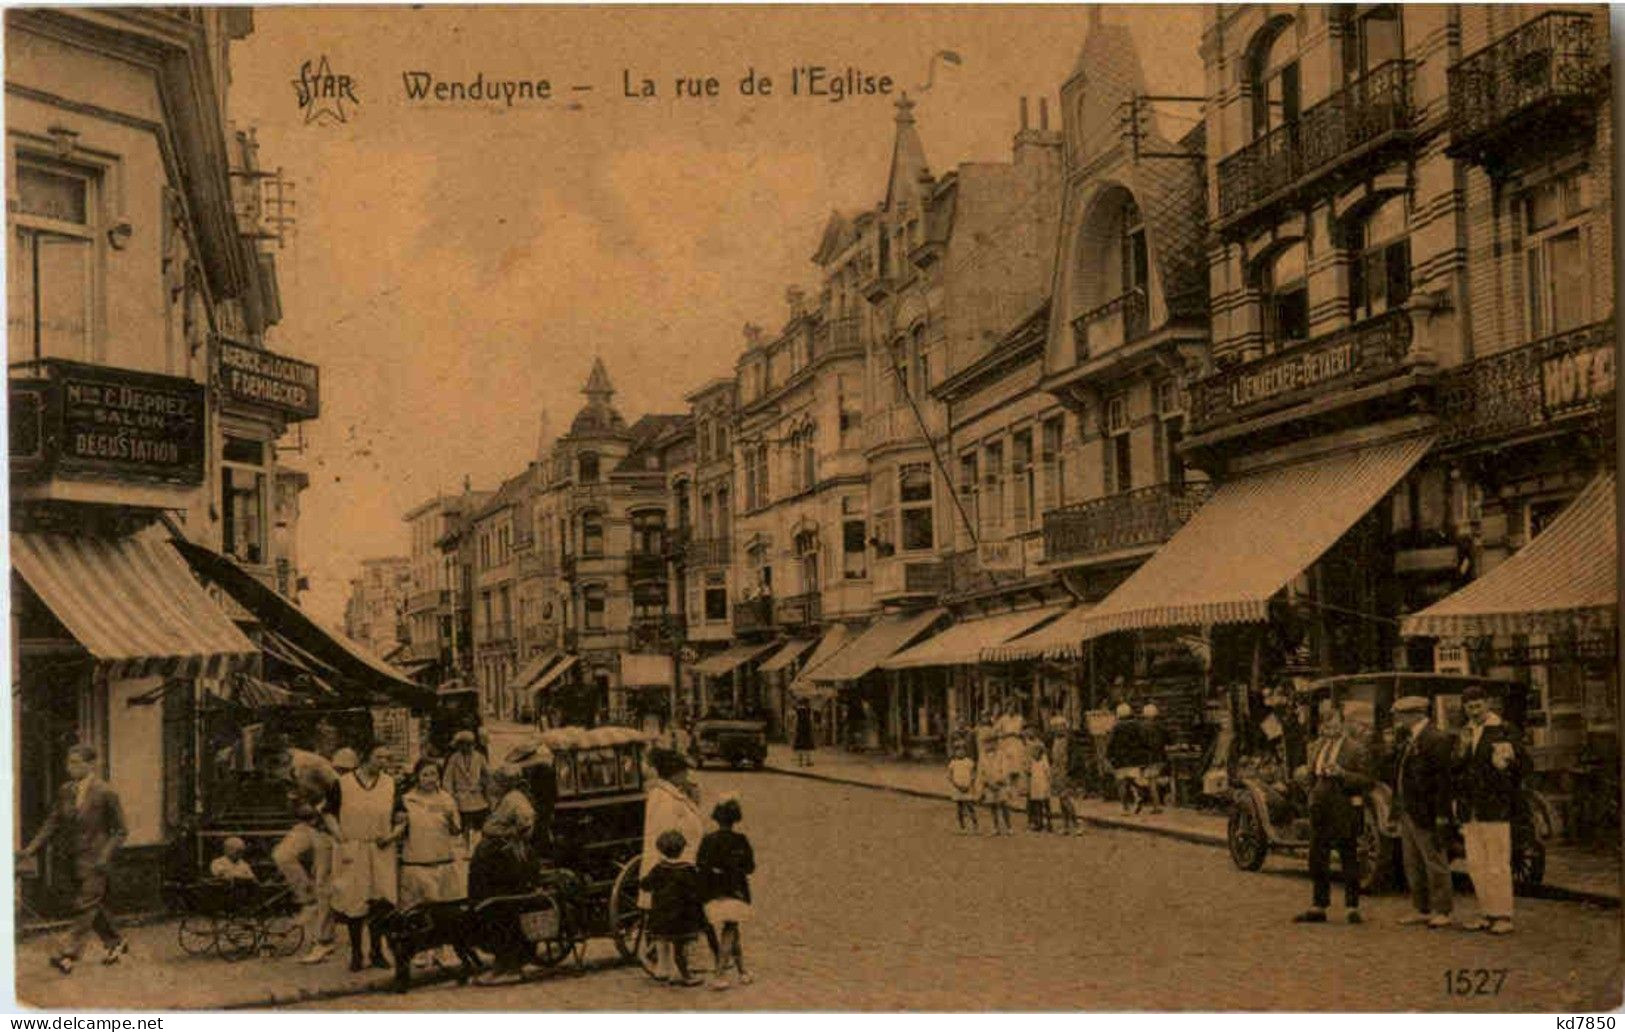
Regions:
[[258, 913, 306, 958], [608, 856, 655, 972], [177, 914, 219, 957], [1226, 803, 1268, 872], [1356, 812, 1392, 894], [1513, 829, 1547, 892], [217, 915, 261, 961]]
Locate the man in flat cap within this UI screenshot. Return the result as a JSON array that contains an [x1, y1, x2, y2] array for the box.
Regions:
[[1391, 695, 1456, 928], [1455, 685, 1523, 934]]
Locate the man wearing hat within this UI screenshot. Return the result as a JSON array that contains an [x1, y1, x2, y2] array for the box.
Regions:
[[1455, 685, 1523, 935], [1294, 702, 1374, 925], [1105, 703, 1147, 814], [1391, 695, 1457, 928], [443, 730, 492, 848]]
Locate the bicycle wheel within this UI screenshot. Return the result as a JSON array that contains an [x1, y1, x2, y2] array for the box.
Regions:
[[177, 914, 218, 957]]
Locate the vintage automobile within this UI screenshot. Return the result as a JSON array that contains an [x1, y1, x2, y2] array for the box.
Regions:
[[424, 682, 484, 757], [385, 724, 655, 991], [688, 714, 768, 769], [1224, 672, 1549, 893]]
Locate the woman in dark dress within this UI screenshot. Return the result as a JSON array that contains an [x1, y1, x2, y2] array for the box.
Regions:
[[792, 700, 816, 767]]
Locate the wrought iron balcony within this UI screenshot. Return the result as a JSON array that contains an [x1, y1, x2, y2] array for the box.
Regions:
[[629, 614, 680, 651], [823, 316, 862, 353], [1437, 318, 1614, 447], [684, 536, 732, 568], [1217, 61, 1414, 228], [775, 591, 822, 627], [1188, 310, 1418, 434], [1070, 289, 1149, 361], [732, 595, 775, 634], [1043, 482, 1213, 564], [1448, 11, 1600, 170], [628, 551, 668, 582]]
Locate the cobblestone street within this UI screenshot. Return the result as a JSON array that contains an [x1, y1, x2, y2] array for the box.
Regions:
[[301, 769, 1620, 1013]]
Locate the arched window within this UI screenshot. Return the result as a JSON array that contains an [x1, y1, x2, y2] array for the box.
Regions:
[[578, 451, 600, 484], [1261, 241, 1309, 350], [581, 510, 604, 557], [1348, 194, 1411, 324], [1249, 19, 1299, 139]]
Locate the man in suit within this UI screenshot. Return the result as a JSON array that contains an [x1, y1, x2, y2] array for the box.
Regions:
[[18, 745, 129, 973], [1391, 695, 1456, 928], [1294, 704, 1374, 925], [1455, 685, 1523, 935]]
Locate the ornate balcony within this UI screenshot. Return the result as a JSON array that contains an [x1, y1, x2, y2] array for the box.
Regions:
[[862, 403, 947, 452], [684, 536, 731, 568], [1070, 289, 1149, 361], [775, 591, 822, 627], [1216, 61, 1414, 230], [629, 614, 680, 651], [819, 315, 862, 354], [1436, 318, 1614, 448], [732, 595, 775, 634], [628, 552, 668, 582], [1043, 482, 1213, 565], [1188, 310, 1419, 435], [1448, 11, 1601, 171]]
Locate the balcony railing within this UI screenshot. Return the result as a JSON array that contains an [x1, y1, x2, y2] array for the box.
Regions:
[[822, 315, 861, 354], [1043, 482, 1213, 564], [862, 404, 947, 451], [874, 558, 952, 599], [1070, 289, 1149, 361], [628, 552, 668, 582], [1437, 318, 1614, 447], [685, 536, 731, 568], [629, 615, 680, 651], [775, 591, 822, 627], [1217, 60, 1414, 225], [1188, 310, 1418, 434], [732, 595, 775, 634], [1448, 11, 1600, 167]]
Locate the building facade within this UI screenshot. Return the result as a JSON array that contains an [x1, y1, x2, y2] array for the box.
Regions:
[[343, 555, 409, 660]]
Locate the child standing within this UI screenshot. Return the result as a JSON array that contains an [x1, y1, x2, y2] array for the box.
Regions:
[[696, 796, 755, 990], [1027, 742, 1053, 833], [946, 746, 979, 834], [639, 829, 706, 986]]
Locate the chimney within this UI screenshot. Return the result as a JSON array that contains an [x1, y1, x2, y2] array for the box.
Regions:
[[1039, 98, 1050, 131], [1013, 95, 1062, 168], [1019, 96, 1030, 132]]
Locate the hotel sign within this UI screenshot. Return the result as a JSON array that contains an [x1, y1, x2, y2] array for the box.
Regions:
[[217, 340, 321, 421], [9, 360, 206, 485]]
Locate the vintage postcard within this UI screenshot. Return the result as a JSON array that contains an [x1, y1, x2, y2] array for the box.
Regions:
[[7, 3, 1621, 1013]]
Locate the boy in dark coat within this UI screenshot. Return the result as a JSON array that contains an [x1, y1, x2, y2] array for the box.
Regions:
[[640, 829, 706, 985]]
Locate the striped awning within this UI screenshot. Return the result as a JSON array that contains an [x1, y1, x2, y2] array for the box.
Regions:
[[691, 641, 778, 677], [1402, 471, 1616, 639], [513, 650, 562, 691], [531, 654, 580, 697], [882, 604, 1068, 670], [758, 638, 816, 675], [12, 529, 258, 680], [787, 625, 852, 698], [811, 608, 946, 683], [982, 604, 1094, 662], [1024, 434, 1435, 656]]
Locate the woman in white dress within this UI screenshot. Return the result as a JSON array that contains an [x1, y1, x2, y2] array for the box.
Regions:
[[997, 701, 1030, 811], [327, 744, 402, 971], [974, 708, 1008, 835]]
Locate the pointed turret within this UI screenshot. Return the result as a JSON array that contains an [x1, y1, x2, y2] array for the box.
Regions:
[[566, 357, 629, 439], [582, 357, 614, 403], [884, 94, 931, 212]]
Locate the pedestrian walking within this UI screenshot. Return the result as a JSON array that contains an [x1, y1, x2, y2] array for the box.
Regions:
[[18, 745, 129, 974], [640, 829, 706, 986], [442, 731, 491, 848], [1106, 703, 1146, 814], [792, 699, 817, 767], [697, 795, 755, 990], [1027, 742, 1053, 832], [1455, 685, 1524, 935], [328, 744, 402, 971], [1390, 695, 1456, 929], [947, 744, 979, 834], [1140, 703, 1168, 814], [1294, 705, 1373, 925]]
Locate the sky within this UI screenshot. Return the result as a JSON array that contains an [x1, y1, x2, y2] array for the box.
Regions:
[[226, 5, 1207, 624]]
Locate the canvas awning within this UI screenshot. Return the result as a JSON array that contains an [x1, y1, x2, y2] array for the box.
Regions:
[[12, 529, 259, 680], [1402, 471, 1616, 639], [758, 639, 816, 675], [531, 654, 580, 697], [811, 608, 946, 683], [787, 625, 852, 698], [882, 604, 1068, 670], [691, 641, 778, 677], [621, 652, 675, 687], [1019, 435, 1434, 658], [982, 604, 1094, 662], [513, 650, 562, 691], [170, 538, 428, 705]]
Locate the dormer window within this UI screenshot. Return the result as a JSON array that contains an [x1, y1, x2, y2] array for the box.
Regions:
[[578, 451, 600, 484]]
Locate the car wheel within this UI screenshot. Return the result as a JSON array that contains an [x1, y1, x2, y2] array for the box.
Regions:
[[1513, 828, 1546, 892], [1357, 813, 1392, 894], [1227, 802, 1268, 871]]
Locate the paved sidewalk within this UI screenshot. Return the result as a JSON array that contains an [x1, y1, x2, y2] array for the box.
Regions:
[[763, 744, 1621, 904]]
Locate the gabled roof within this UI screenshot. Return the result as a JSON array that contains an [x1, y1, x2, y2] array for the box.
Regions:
[[811, 210, 854, 265], [471, 470, 531, 522], [612, 413, 688, 475]]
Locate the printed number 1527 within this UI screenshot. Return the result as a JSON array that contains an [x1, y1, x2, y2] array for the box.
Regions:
[[1444, 969, 1506, 995]]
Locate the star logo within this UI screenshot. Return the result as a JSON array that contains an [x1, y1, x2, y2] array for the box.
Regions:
[[292, 56, 359, 125]]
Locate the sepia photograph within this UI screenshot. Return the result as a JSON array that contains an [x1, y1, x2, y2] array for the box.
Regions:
[[4, 2, 1621, 1013]]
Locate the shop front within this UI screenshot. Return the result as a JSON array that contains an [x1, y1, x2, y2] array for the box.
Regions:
[[786, 624, 853, 746], [808, 609, 946, 753]]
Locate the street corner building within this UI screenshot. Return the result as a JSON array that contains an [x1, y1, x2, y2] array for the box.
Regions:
[[6, 8, 422, 922]]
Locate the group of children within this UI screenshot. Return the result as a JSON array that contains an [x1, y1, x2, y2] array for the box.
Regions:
[[638, 795, 757, 990], [947, 731, 1083, 837]]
